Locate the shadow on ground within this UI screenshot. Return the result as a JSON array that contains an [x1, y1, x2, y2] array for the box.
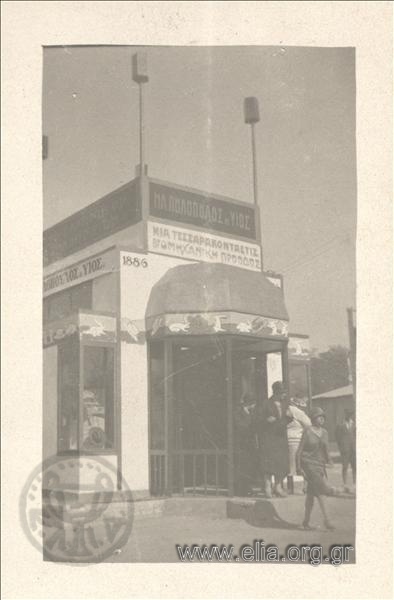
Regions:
[[237, 499, 301, 530]]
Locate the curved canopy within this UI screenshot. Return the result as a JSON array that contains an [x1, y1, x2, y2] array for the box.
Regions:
[[146, 262, 288, 320]]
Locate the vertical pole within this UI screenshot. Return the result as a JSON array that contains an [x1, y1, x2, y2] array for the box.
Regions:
[[138, 81, 149, 246], [250, 123, 263, 270], [251, 123, 258, 207], [139, 83, 145, 176], [133, 52, 149, 239], [347, 308, 356, 399], [244, 97, 262, 267], [226, 337, 234, 496]]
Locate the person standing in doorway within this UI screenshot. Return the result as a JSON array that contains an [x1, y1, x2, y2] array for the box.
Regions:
[[287, 395, 311, 494], [335, 408, 356, 491], [260, 381, 291, 498], [296, 406, 336, 530], [234, 393, 258, 496]]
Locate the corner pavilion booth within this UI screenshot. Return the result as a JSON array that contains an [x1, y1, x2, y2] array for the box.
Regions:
[[146, 262, 289, 496], [42, 176, 310, 499]]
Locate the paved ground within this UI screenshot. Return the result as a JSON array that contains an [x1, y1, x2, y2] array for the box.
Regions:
[[105, 465, 356, 564]]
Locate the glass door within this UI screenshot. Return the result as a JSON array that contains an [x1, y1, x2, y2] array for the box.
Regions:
[[172, 339, 229, 495]]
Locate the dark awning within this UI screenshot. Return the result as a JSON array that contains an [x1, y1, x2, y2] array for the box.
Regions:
[[145, 263, 289, 340]]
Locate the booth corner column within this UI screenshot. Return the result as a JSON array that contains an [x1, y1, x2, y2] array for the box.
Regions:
[[119, 249, 187, 496]]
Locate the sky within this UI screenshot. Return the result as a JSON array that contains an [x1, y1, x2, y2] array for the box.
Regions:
[[43, 45, 356, 351]]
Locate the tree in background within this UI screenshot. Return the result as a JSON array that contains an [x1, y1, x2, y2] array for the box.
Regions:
[[310, 345, 350, 396]]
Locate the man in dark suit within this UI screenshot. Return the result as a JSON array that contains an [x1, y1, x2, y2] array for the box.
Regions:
[[335, 409, 356, 490]]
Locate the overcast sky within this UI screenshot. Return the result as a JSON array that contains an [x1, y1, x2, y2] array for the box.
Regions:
[[43, 45, 356, 351]]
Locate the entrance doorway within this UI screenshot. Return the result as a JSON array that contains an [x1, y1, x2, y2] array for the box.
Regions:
[[148, 336, 288, 497]]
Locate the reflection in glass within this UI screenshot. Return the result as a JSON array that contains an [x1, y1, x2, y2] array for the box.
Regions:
[[82, 346, 114, 450], [58, 339, 79, 451], [174, 343, 227, 451]]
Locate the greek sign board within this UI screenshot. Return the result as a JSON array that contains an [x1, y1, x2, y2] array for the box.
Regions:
[[43, 248, 117, 298], [44, 179, 141, 266], [147, 221, 262, 272], [149, 181, 257, 240]]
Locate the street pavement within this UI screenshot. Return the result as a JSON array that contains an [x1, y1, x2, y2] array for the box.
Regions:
[[105, 464, 356, 564]]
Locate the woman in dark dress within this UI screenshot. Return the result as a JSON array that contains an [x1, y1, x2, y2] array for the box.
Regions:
[[259, 381, 291, 498], [296, 406, 335, 530]]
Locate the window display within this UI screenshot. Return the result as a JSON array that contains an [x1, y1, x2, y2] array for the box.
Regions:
[[58, 339, 79, 451], [82, 346, 115, 450], [57, 339, 115, 453]]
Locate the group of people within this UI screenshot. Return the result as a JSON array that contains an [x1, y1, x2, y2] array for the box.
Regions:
[[234, 381, 356, 530]]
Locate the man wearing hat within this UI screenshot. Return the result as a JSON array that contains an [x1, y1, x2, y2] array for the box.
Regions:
[[335, 408, 356, 491], [296, 406, 336, 530]]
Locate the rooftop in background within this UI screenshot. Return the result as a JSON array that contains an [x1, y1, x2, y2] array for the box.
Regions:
[[312, 384, 354, 400]]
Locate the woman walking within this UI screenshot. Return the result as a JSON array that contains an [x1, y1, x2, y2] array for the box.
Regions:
[[296, 406, 335, 530]]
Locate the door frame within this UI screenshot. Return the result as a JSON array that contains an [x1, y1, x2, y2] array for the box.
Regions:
[[149, 334, 289, 497]]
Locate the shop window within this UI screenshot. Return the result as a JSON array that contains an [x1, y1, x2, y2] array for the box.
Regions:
[[58, 339, 115, 453], [58, 339, 79, 452], [82, 346, 115, 451]]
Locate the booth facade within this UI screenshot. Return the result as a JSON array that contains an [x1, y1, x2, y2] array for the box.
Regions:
[[43, 176, 310, 497]]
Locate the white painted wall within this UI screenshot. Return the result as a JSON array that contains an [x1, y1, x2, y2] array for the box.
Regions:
[[119, 251, 189, 492], [120, 343, 150, 491], [77, 455, 118, 489]]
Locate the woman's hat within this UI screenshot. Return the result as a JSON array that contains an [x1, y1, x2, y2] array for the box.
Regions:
[[310, 406, 325, 421]]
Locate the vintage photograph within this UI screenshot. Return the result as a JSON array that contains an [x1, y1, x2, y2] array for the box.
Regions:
[[39, 45, 358, 564]]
